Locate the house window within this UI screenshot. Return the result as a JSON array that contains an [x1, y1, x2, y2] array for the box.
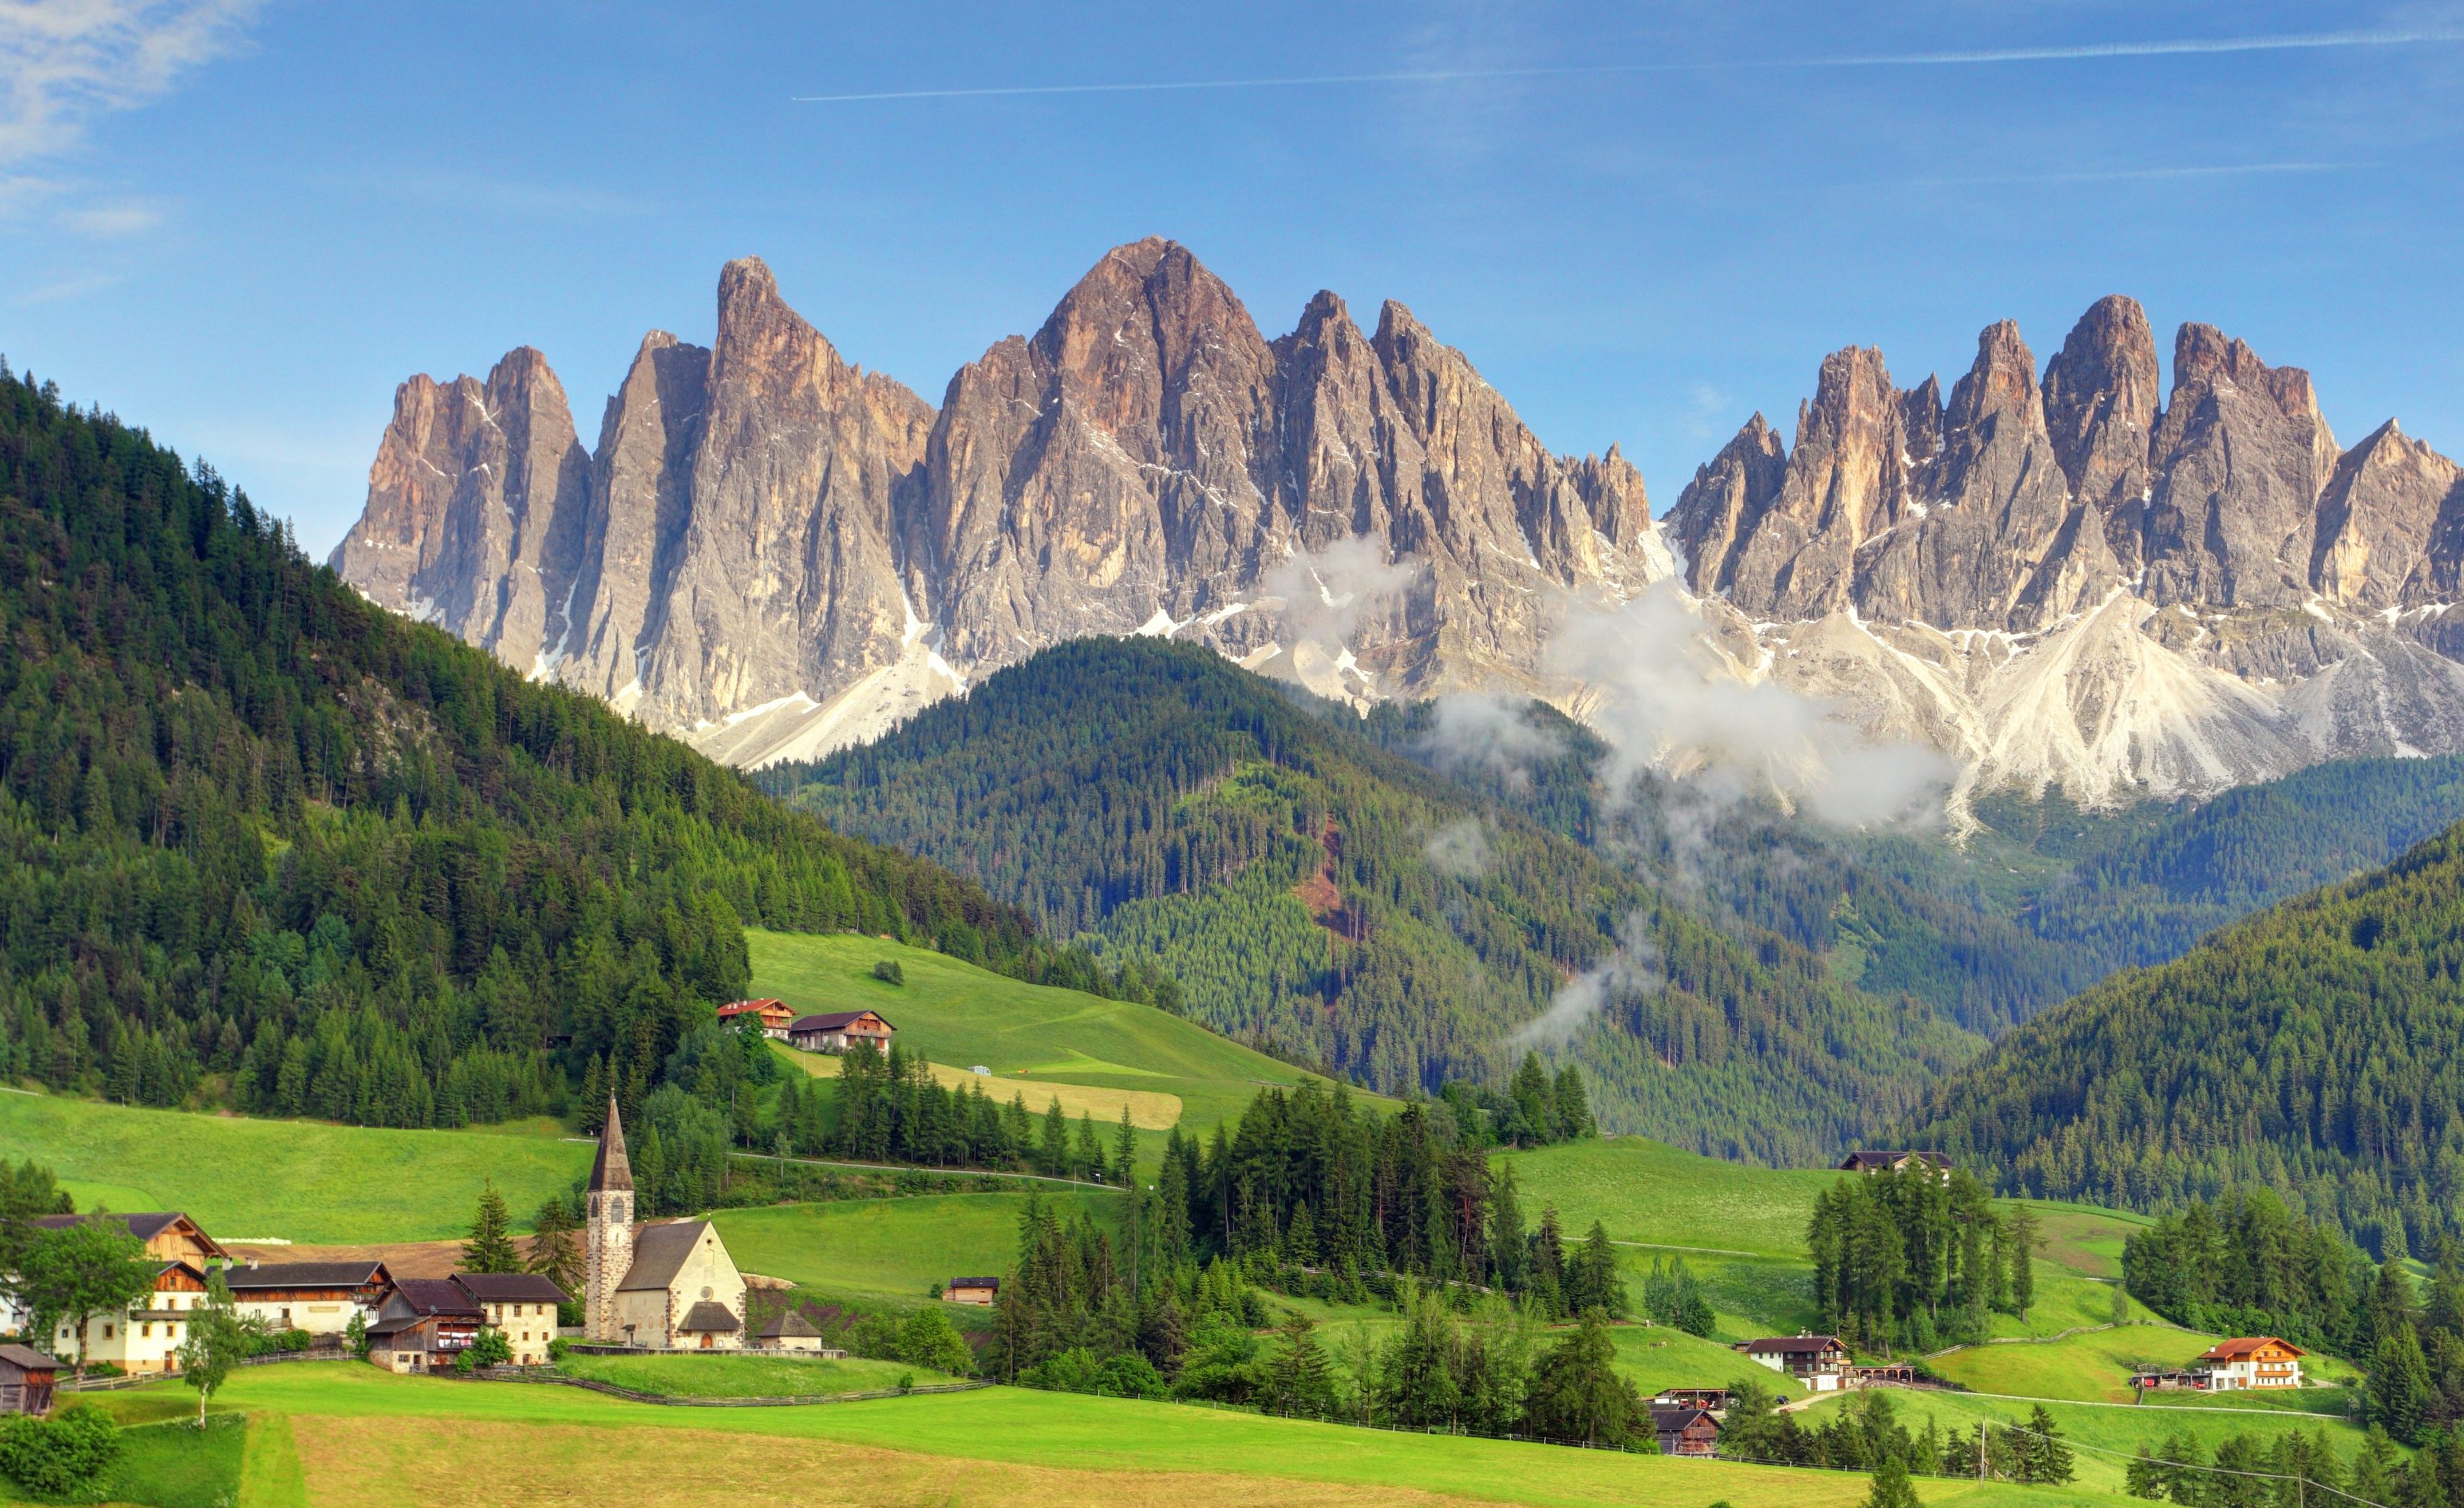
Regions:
[[140, 1324, 151, 1338]]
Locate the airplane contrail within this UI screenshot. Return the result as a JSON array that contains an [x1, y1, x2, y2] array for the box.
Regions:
[[792, 28, 2464, 103]]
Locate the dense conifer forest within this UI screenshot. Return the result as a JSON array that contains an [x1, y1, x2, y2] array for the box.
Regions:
[[1906, 816, 2464, 1255], [0, 370, 1106, 1128], [766, 637, 1980, 1165]]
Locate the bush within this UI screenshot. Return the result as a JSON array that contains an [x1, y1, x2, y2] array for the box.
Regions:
[[898, 1307, 972, 1376], [1019, 1347, 1169, 1400], [0, 1404, 122, 1498], [872, 960, 904, 985], [547, 1337, 572, 1363], [464, 1329, 514, 1368]]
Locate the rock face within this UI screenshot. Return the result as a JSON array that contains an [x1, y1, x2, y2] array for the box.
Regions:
[[1665, 295, 2464, 804], [332, 240, 1673, 765]]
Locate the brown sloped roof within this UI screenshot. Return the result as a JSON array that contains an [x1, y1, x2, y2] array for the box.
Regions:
[[452, 1272, 570, 1305], [0, 1345, 58, 1371], [759, 1310, 822, 1339], [2201, 1336, 2304, 1360], [589, 1096, 634, 1193], [223, 1262, 389, 1292], [678, 1301, 741, 1333], [392, 1278, 482, 1317], [1743, 1335, 1846, 1355], [618, 1221, 713, 1292], [790, 1011, 889, 1033], [32, 1212, 226, 1259]]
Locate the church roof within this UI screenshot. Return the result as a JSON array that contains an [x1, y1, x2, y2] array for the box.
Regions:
[[679, 1301, 742, 1333], [588, 1097, 633, 1193], [618, 1220, 714, 1293]]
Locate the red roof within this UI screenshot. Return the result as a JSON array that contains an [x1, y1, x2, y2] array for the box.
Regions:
[[792, 1011, 891, 1033], [718, 999, 787, 1019], [2199, 1337, 2305, 1361]]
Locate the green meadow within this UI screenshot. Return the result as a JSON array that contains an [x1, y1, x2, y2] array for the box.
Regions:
[[195, 1364, 2130, 1507], [1929, 1324, 2364, 1405], [710, 1190, 1117, 1301], [747, 929, 1360, 1135], [555, 1350, 960, 1397], [0, 1092, 587, 1242]]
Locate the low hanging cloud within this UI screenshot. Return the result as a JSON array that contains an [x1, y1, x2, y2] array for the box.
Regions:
[[1509, 917, 1663, 1051], [1418, 690, 1566, 792], [1545, 582, 1955, 829], [1423, 815, 1491, 878], [1261, 535, 1420, 649]]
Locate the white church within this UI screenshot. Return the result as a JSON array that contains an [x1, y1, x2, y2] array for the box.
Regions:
[[583, 1097, 749, 1349]]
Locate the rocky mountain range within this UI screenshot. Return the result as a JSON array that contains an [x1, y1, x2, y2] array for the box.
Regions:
[[330, 239, 1668, 767], [333, 241, 2464, 804], [1667, 297, 2464, 803]]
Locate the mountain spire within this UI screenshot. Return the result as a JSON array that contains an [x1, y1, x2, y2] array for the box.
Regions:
[[589, 1095, 633, 1192]]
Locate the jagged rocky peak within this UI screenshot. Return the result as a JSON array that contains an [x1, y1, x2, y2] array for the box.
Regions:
[[329, 345, 588, 672], [335, 237, 1670, 767], [2314, 419, 2464, 608], [2042, 294, 2160, 518]]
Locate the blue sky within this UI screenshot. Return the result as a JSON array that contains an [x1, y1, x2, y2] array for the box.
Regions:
[[3, 1, 2461, 557]]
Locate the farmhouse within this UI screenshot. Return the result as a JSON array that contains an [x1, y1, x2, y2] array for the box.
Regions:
[[946, 1276, 1000, 1306], [0, 1347, 59, 1417], [223, 1262, 392, 1338], [787, 1010, 893, 1054], [51, 1259, 209, 1375], [583, 1096, 749, 1349], [366, 1278, 483, 1373], [1737, 1334, 1850, 1391], [32, 1211, 225, 1265], [718, 999, 796, 1038], [1649, 1403, 1722, 1457], [1652, 1387, 1730, 1414], [2197, 1337, 2306, 1389], [452, 1272, 570, 1366], [1838, 1152, 1953, 1180]]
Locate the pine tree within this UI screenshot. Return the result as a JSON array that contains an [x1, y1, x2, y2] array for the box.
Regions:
[[462, 1181, 521, 1273], [2021, 1404, 2073, 1484], [2372, 1323, 2435, 1445], [1862, 1454, 1922, 1508], [1511, 1052, 1557, 1144], [1112, 1104, 1137, 1186], [1530, 1204, 1567, 1317], [528, 1196, 582, 1299], [1074, 1111, 1104, 1179], [2125, 1445, 2165, 1499], [1490, 1163, 1527, 1291], [1552, 1063, 1594, 1139], [1268, 1310, 1339, 1419], [2005, 1206, 2038, 1320], [1039, 1097, 1069, 1176]]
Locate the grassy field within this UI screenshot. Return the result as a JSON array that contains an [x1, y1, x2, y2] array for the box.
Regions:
[[205, 1363, 2130, 1506], [711, 1191, 1115, 1301], [0, 1093, 587, 1243], [779, 1042, 1185, 1130], [1610, 1324, 1808, 1401], [1930, 1325, 2365, 1404], [1798, 1385, 2381, 1499], [1498, 1137, 1837, 1257], [0, 1395, 248, 1508], [749, 930, 1351, 1134], [556, 1350, 957, 1397]]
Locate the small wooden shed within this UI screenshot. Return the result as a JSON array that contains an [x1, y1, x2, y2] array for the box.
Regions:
[[0, 1345, 59, 1417]]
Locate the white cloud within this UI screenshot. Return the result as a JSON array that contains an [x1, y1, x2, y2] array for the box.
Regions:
[[1509, 915, 1663, 1051], [1423, 816, 1490, 878], [1418, 690, 1566, 792], [1261, 535, 1422, 648], [1545, 582, 1954, 829], [0, 1, 265, 167], [54, 198, 158, 235]]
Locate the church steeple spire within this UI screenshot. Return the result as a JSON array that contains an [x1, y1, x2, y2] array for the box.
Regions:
[[589, 1095, 633, 1192]]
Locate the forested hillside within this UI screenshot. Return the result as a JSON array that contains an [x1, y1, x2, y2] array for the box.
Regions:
[[1366, 700, 2464, 1033], [1903, 816, 2464, 1257], [766, 637, 1980, 1163], [0, 369, 1089, 1128]]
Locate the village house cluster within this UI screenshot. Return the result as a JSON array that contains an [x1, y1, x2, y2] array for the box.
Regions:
[[0, 1092, 862, 1410], [716, 998, 893, 1056]]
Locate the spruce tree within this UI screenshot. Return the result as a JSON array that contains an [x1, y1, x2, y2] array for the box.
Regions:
[[2372, 1323, 2435, 1445], [1861, 1454, 1921, 1508], [2005, 1206, 2038, 1320], [1522, 1308, 1642, 1447], [1490, 1164, 1527, 1292], [1074, 1110, 1104, 1179], [1511, 1053, 1557, 1144], [1039, 1097, 1069, 1176], [528, 1197, 582, 1298], [461, 1181, 521, 1273], [2021, 1404, 2073, 1484], [2125, 1446, 2164, 1499], [1552, 1064, 1594, 1139], [1112, 1104, 1136, 1186]]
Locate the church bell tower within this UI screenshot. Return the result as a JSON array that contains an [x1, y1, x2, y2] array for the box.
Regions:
[[583, 1095, 634, 1343]]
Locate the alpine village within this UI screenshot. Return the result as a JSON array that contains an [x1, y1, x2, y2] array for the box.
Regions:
[[8, 10, 2464, 1507]]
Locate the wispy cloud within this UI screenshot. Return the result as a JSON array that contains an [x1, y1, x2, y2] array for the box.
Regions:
[[1862, 160, 2375, 190], [0, 1, 266, 166], [17, 269, 119, 304], [54, 198, 161, 235], [794, 27, 2464, 104]]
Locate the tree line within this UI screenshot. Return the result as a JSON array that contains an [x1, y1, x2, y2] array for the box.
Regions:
[[1807, 1167, 2037, 1353]]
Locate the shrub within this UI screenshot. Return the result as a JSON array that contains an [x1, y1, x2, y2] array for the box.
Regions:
[[465, 1329, 514, 1368], [898, 1307, 972, 1376], [0, 1403, 122, 1498], [872, 960, 903, 985], [547, 1337, 572, 1363]]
